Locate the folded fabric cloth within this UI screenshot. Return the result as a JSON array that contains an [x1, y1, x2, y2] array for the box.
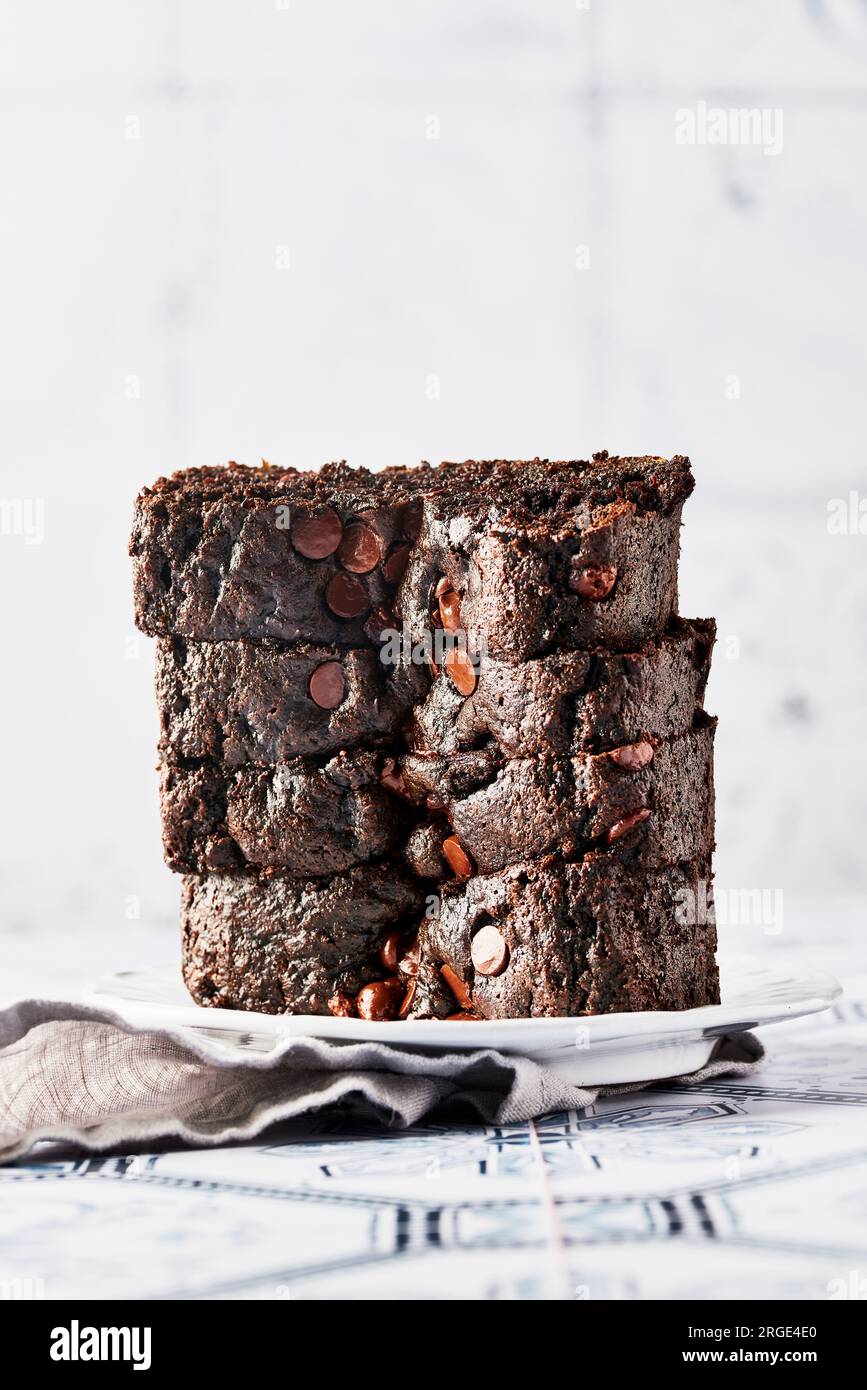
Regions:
[[0, 999, 764, 1163]]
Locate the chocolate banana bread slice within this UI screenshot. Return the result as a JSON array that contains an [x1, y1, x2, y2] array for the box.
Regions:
[[409, 617, 714, 758], [398, 717, 716, 878], [156, 637, 428, 768], [181, 861, 427, 1016], [161, 750, 414, 876], [132, 461, 424, 646], [132, 453, 692, 652], [408, 855, 719, 1020], [400, 460, 693, 661]]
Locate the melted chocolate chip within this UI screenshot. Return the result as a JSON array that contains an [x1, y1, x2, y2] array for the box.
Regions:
[[325, 572, 369, 618], [338, 523, 382, 574], [442, 834, 474, 878], [571, 564, 618, 600], [357, 977, 406, 1021], [607, 807, 651, 843], [445, 648, 477, 696], [439, 590, 462, 632], [308, 661, 346, 709], [610, 740, 655, 770], [440, 963, 473, 1010], [290, 507, 343, 559], [383, 543, 412, 586], [471, 924, 509, 976]]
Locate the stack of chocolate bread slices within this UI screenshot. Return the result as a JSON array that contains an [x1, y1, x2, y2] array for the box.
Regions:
[[131, 453, 718, 1021]]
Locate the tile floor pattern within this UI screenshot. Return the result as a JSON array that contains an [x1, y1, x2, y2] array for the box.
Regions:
[[2, 941, 865, 1301]]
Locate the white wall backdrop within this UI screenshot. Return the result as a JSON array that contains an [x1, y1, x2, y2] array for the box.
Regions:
[[2, 1, 866, 990]]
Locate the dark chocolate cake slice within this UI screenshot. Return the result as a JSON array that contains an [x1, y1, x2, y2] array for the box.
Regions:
[[181, 861, 426, 1017], [409, 855, 718, 1020], [156, 637, 428, 768], [398, 717, 716, 879], [132, 454, 692, 654], [160, 751, 409, 877], [409, 617, 714, 758]]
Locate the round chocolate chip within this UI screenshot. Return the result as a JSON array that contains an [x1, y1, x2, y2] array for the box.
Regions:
[[610, 740, 655, 770], [356, 978, 406, 1022], [607, 807, 651, 843], [338, 522, 382, 574], [383, 542, 412, 586], [325, 572, 369, 618], [571, 564, 618, 600], [445, 648, 477, 696], [308, 661, 346, 709], [471, 924, 509, 977], [290, 506, 343, 559], [442, 834, 474, 878]]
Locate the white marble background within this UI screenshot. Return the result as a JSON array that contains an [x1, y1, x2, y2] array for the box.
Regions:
[[1, 0, 866, 995]]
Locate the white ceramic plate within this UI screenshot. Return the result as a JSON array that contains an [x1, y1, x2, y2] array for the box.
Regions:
[[84, 953, 841, 1087]]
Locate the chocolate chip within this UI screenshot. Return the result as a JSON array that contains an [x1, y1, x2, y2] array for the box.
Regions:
[[571, 563, 618, 600], [446, 1011, 481, 1021], [383, 543, 411, 586], [607, 807, 651, 843], [398, 978, 416, 1019], [442, 834, 474, 878], [328, 991, 355, 1018], [471, 924, 509, 976], [203, 836, 244, 871], [338, 522, 382, 574], [445, 648, 477, 696], [290, 507, 343, 559], [364, 605, 395, 641], [434, 576, 453, 598], [379, 930, 401, 974], [356, 977, 406, 1021], [397, 931, 420, 978], [308, 661, 346, 709], [610, 740, 655, 770], [438, 590, 462, 632], [440, 963, 473, 1010], [325, 572, 369, 618]]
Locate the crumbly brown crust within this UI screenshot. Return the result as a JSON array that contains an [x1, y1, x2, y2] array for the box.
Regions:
[[131, 454, 692, 650]]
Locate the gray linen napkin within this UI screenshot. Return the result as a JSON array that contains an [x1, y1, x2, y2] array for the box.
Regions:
[[0, 999, 764, 1163]]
